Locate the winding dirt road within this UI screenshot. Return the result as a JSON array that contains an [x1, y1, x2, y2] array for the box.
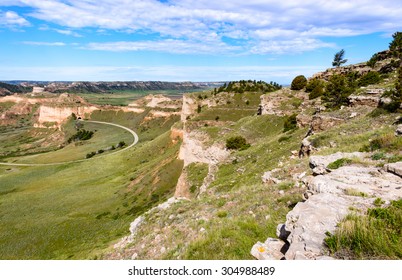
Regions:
[[0, 120, 139, 167]]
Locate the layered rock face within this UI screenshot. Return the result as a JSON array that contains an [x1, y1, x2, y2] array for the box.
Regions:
[[35, 105, 98, 128]]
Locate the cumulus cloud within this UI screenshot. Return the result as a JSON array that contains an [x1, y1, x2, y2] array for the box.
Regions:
[[2, 0, 402, 54], [0, 10, 30, 28]]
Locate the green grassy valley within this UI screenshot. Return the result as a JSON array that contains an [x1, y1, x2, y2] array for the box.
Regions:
[[0, 33, 402, 261]]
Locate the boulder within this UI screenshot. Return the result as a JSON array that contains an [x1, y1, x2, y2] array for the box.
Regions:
[[311, 115, 344, 132], [262, 169, 282, 184], [312, 166, 328, 176], [299, 138, 312, 158], [276, 224, 291, 241], [385, 162, 402, 178], [251, 238, 286, 260], [396, 124, 402, 136]]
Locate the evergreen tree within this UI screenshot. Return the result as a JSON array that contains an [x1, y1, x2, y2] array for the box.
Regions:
[[322, 74, 354, 108], [332, 49, 348, 67]]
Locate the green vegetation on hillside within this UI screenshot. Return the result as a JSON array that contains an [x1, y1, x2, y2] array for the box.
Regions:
[[216, 80, 281, 94], [290, 75, 307, 90], [67, 129, 94, 143], [325, 199, 402, 259]]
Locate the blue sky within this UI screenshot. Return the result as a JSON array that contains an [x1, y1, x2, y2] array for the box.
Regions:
[[0, 0, 401, 83]]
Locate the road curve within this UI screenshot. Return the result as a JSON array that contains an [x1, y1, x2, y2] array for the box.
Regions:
[[0, 120, 139, 167]]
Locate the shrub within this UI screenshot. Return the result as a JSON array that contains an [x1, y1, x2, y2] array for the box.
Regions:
[[360, 133, 400, 152], [278, 135, 291, 142], [389, 31, 402, 58], [306, 78, 322, 92], [373, 198, 385, 207], [327, 158, 352, 169], [226, 136, 250, 150], [217, 210, 228, 218], [367, 53, 379, 68], [283, 114, 297, 132], [322, 74, 354, 109], [309, 84, 325, 99], [86, 151, 96, 159], [291, 75, 307, 90], [371, 152, 386, 160], [68, 129, 94, 143], [357, 71, 382, 87]]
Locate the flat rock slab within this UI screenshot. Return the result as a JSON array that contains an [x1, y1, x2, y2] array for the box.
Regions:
[[284, 193, 351, 260], [306, 166, 402, 200]]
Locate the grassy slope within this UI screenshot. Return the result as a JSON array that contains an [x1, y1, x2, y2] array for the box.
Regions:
[[5, 121, 134, 164], [116, 111, 308, 259], [0, 108, 183, 259]]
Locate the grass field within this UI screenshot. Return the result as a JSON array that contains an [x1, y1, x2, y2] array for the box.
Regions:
[[0, 130, 182, 259], [0, 104, 183, 259], [4, 121, 134, 164]]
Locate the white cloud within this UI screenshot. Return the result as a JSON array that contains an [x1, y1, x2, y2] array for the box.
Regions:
[[3, 0, 402, 54], [250, 38, 336, 54], [23, 41, 66, 46], [85, 39, 240, 54], [55, 29, 82, 37], [0, 10, 30, 28]]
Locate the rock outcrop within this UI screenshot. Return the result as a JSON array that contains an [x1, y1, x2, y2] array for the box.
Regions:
[[252, 152, 402, 260], [181, 95, 198, 122], [310, 115, 344, 132], [178, 131, 229, 167], [114, 197, 185, 250], [348, 95, 380, 107], [35, 105, 98, 128]]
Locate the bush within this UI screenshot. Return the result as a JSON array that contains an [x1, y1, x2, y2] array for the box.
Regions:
[[322, 74, 354, 109], [367, 53, 379, 68], [86, 151, 96, 159], [357, 71, 382, 87], [226, 136, 250, 150], [360, 133, 401, 152], [283, 114, 297, 132], [68, 129, 94, 143], [309, 84, 325, 100], [291, 75, 307, 90], [306, 78, 322, 92], [327, 158, 352, 169]]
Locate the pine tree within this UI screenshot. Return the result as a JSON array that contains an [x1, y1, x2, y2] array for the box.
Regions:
[[332, 49, 348, 67]]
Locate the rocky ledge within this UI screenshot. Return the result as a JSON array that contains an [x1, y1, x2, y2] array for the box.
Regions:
[[252, 153, 402, 260]]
